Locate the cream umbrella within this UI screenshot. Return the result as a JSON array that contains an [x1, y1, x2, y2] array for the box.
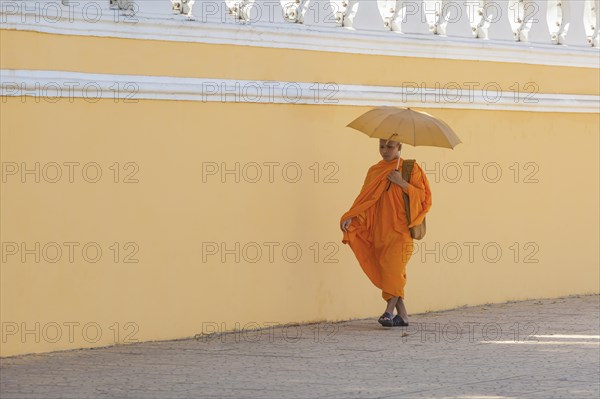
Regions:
[[346, 106, 462, 149], [346, 106, 461, 189]]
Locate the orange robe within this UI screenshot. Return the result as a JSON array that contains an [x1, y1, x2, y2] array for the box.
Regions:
[[340, 158, 432, 301]]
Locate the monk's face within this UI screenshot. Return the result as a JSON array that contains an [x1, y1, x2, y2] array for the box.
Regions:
[[379, 139, 401, 162]]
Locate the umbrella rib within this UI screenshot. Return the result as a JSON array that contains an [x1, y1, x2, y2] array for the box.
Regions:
[[371, 110, 397, 139], [392, 113, 403, 142]]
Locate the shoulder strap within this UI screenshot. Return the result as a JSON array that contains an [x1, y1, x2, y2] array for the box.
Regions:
[[402, 159, 415, 183], [402, 160, 416, 224]]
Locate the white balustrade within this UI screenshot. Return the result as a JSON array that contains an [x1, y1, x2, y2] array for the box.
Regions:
[[170, 0, 193, 16], [278, 0, 346, 26], [481, 0, 517, 41], [3, 0, 597, 47], [109, 0, 598, 46], [281, 0, 310, 23], [593, 0, 600, 46], [109, 0, 134, 10], [337, 0, 386, 30], [235, 1, 286, 23], [379, 0, 397, 31], [133, 0, 172, 17], [434, 0, 473, 37], [558, 0, 589, 45], [168, 0, 234, 22], [471, 0, 486, 38], [263, 0, 288, 23], [584, 0, 599, 46], [517, 0, 552, 43], [547, 0, 563, 44], [394, 0, 431, 34]]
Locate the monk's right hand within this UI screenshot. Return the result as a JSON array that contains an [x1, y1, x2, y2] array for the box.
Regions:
[[341, 218, 353, 232]]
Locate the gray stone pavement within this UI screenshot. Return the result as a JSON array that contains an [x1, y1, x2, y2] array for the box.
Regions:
[[1, 295, 599, 399]]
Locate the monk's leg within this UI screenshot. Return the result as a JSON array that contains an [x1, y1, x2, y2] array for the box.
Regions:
[[385, 296, 400, 316], [395, 297, 408, 323]]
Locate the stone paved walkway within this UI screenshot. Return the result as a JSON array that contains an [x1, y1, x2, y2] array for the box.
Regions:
[[1, 295, 599, 399]]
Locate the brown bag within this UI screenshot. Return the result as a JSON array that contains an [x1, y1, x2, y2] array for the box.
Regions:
[[401, 159, 426, 240]]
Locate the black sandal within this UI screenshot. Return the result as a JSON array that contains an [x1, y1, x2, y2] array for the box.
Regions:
[[392, 315, 409, 327], [378, 312, 394, 327]]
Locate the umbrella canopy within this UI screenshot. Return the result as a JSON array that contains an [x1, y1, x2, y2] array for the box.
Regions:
[[346, 106, 462, 149]]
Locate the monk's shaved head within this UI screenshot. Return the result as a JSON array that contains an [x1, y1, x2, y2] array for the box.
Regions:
[[379, 138, 402, 162], [380, 138, 401, 147]]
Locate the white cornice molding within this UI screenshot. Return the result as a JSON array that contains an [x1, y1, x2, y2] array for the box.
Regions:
[[1, 5, 599, 68], [2, 69, 598, 113]]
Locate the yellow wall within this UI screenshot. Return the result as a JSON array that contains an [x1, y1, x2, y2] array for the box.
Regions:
[[1, 30, 599, 357]]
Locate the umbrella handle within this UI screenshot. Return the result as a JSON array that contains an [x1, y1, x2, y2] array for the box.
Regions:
[[385, 167, 400, 191]]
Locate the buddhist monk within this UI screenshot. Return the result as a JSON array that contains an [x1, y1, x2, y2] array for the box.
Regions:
[[340, 139, 432, 327]]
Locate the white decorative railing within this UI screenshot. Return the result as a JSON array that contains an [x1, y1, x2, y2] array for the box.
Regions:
[[171, 0, 599, 46], [0, 0, 598, 47]]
